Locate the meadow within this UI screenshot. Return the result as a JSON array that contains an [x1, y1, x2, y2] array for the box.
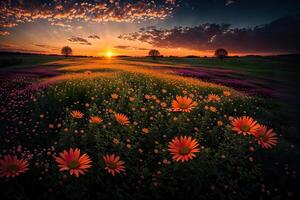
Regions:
[[0, 54, 299, 199]]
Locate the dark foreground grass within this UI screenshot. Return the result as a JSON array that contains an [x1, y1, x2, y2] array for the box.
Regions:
[[0, 71, 298, 200]]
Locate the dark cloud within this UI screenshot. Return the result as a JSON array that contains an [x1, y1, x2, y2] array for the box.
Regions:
[[34, 44, 60, 51], [114, 45, 149, 51], [68, 36, 92, 45], [88, 35, 101, 40], [0, 0, 178, 28], [119, 15, 300, 54]]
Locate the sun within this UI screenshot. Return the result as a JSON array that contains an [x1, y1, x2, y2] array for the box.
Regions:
[[106, 51, 113, 58]]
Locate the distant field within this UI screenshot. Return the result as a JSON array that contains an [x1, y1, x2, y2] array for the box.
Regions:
[[0, 53, 65, 69]]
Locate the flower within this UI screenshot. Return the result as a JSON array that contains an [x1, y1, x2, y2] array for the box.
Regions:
[[113, 138, 120, 145], [231, 116, 260, 135], [171, 96, 197, 112], [142, 128, 149, 134], [223, 91, 231, 96], [70, 110, 84, 119], [168, 136, 200, 162], [0, 155, 29, 178], [84, 71, 92, 75], [114, 113, 130, 126], [55, 148, 92, 177], [253, 125, 278, 149], [207, 94, 221, 102], [209, 106, 217, 112], [103, 154, 125, 176], [111, 93, 118, 99], [89, 116, 103, 124]]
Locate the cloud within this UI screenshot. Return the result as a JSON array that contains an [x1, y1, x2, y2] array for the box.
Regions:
[[68, 36, 92, 45], [0, 31, 10, 36], [119, 15, 300, 54], [225, 0, 235, 6], [34, 44, 60, 51], [114, 45, 149, 51], [50, 22, 72, 28], [88, 35, 101, 40], [0, 0, 178, 28]]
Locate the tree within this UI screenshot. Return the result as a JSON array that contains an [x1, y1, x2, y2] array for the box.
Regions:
[[214, 48, 228, 60], [61, 46, 72, 57], [148, 49, 160, 59]]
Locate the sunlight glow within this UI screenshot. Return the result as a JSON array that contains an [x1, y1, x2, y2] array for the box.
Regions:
[[106, 51, 113, 58]]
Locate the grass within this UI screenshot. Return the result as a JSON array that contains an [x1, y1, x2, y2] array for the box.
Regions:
[[123, 56, 300, 79], [0, 53, 65, 70], [0, 70, 298, 199]]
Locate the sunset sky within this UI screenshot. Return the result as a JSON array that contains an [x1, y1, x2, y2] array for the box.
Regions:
[[0, 0, 299, 57]]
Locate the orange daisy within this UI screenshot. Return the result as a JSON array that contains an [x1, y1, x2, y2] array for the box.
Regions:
[[103, 154, 125, 176], [0, 155, 29, 178], [171, 96, 197, 112], [111, 93, 118, 99], [223, 91, 231, 96], [168, 136, 200, 162], [55, 148, 92, 177], [70, 110, 84, 119], [231, 116, 260, 135], [114, 113, 130, 126], [253, 125, 278, 149], [89, 116, 103, 124], [207, 94, 221, 102]]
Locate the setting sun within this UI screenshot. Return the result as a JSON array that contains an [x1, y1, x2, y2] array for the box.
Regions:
[[106, 51, 113, 58]]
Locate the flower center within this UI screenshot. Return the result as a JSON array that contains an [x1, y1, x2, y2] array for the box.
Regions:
[[179, 146, 191, 155], [7, 164, 19, 172], [241, 124, 250, 132], [68, 159, 79, 169], [107, 162, 117, 169], [179, 102, 189, 109], [258, 133, 267, 141]]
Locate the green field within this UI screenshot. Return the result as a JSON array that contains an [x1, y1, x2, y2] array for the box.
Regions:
[[0, 54, 299, 199]]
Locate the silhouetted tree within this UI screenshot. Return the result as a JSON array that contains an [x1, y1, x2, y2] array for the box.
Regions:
[[148, 49, 160, 59], [61, 46, 72, 57], [215, 48, 228, 60]]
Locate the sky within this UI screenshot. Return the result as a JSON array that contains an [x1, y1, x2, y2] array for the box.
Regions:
[[0, 0, 300, 56]]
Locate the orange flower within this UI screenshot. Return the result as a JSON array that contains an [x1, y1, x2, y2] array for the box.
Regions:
[[168, 136, 200, 162], [84, 70, 92, 75], [70, 110, 84, 119], [55, 148, 92, 177], [114, 113, 130, 126], [207, 94, 221, 102], [0, 155, 29, 178], [103, 154, 125, 176], [142, 128, 149, 134], [89, 116, 103, 124], [253, 125, 278, 149], [111, 93, 118, 99], [129, 97, 135, 102], [209, 106, 217, 112], [145, 94, 151, 100], [171, 96, 197, 112], [223, 91, 231, 96], [231, 116, 260, 135]]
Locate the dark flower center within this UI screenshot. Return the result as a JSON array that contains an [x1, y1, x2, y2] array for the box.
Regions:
[[241, 124, 250, 132], [68, 159, 79, 169], [179, 146, 191, 155], [107, 162, 117, 169], [7, 164, 19, 172]]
